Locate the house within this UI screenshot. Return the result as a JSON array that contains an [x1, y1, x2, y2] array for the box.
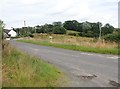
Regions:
[[4, 29, 17, 40], [8, 29, 17, 37]]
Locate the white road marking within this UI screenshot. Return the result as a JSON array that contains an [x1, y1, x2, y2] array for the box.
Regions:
[[26, 45, 119, 61], [87, 53, 93, 55], [80, 53, 91, 55], [107, 56, 119, 59], [33, 49, 39, 51], [80, 53, 88, 55]]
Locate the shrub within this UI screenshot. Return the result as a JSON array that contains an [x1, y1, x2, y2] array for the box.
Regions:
[[68, 32, 77, 36], [52, 26, 66, 34], [29, 34, 34, 38], [103, 32, 120, 42], [67, 31, 80, 36]]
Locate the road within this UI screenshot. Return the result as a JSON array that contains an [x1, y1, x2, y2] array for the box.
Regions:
[[10, 40, 118, 87]]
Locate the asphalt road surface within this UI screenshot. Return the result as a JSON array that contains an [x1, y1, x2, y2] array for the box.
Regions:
[[10, 40, 119, 87]]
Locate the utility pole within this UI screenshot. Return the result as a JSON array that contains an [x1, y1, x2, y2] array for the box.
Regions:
[[24, 20, 26, 27], [23, 20, 27, 35]]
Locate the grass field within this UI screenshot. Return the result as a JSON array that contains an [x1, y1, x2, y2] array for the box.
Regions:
[[2, 41, 66, 87], [18, 34, 118, 55]]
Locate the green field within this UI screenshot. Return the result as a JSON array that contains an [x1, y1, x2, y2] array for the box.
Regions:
[[2, 42, 66, 87], [18, 38, 118, 55]]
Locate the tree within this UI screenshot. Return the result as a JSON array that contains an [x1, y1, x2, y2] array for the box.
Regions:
[[27, 26, 35, 34], [14, 28, 21, 36], [52, 26, 66, 34], [101, 23, 114, 36], [82, 21, 92, 32], [35, 25, 44, 33], [103, 31, 120, 42], [44, 24, 54, 34], [63, 20, 79, 31], [21, 27, 28, 36], [91, 22, 102, 37], [78, 21, 103, 38], [53, 21, 62, 27], [80, 21, 93, 37], [77, 23, 83, 32]]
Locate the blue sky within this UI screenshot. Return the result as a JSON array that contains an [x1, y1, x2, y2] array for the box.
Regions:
[[0, 0, 119, 28]]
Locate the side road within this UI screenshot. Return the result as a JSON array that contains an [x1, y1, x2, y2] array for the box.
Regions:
[[10, 40, 118, 87]]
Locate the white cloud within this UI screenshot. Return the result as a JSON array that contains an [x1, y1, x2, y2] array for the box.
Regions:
[[53, 0, 73, 11], [20, 0, 44, 4], [0, 0, 119, 28]]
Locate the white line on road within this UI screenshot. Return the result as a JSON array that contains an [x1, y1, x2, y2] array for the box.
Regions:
[[107, 56, 119, 59], [25, 45, 119, 60]]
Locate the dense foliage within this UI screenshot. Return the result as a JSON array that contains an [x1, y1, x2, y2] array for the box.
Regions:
[[103, 29, 120, 42], [3, 19, 119, 42], [52, 26, 66, 34]]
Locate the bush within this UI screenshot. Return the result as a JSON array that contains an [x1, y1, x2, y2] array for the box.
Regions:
[[68, 32, 77, 36], [52, 26, 66, 34], [29, 34, 34, 38], [103, 32, 120, 42], [67, 31, 80, 36]]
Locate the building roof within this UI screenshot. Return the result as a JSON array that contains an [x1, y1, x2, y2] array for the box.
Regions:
[[4, 29, 11, 34]]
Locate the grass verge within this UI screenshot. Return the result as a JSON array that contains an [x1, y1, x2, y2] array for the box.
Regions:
[[2, 41, 65, 87], [18, 40, 118, 55]]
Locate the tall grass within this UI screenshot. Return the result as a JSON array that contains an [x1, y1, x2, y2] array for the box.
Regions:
[[2, 41, 66, 87], [19, 40, 118, 55], [18, 34, 118, 55]]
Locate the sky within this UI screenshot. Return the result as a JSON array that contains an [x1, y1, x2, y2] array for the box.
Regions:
[[0, 0, 119, 29]]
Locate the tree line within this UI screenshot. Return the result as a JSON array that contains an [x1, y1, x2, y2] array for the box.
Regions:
[[2, 19, 120, 42]]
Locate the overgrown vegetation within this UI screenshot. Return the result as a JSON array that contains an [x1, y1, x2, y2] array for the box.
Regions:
[[11, 20, 115, 37], [103, 29, 120, 42], [11, 20, 119, 42], [18, 34, 118, 55], [52, 26, 66, 34], [2, 41, 66, 87], [67, 30, 80, 36]]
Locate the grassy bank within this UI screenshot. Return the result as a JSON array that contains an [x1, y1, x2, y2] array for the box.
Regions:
[[2, 41, 65, 87], [18, 39, 118, 55]]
